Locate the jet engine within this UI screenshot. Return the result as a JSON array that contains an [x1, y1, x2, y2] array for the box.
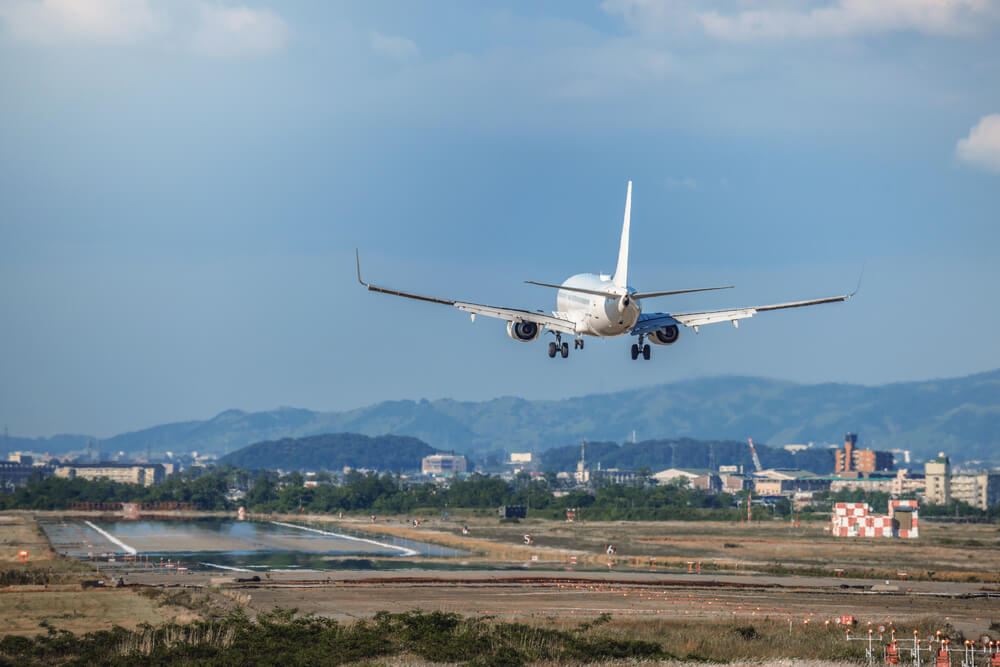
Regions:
[[649, 324, 680, 345], [506, 320, 541, 342]]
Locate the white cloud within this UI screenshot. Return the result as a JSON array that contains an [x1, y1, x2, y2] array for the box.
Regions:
[[191, 5, 288, 58], [369, 31, 418, 62], [0, 0, 163, 44], [956, 114, 1000, 173], [0, 1, 289, 57], [603, 0, 997, 41]]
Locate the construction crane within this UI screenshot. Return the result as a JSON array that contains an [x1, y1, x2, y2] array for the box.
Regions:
[[744, 437, 763, 524], [747, 437, 763, 473]]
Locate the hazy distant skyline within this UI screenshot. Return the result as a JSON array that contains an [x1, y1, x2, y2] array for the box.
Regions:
[[2, 1, 999, 437]]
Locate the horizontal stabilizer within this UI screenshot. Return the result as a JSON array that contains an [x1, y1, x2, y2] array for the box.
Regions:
[[632, 285, 734, 299], [525, 280, 620, 299]]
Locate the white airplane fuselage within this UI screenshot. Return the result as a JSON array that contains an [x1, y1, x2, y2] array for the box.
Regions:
[[556, 273, 641, 337]]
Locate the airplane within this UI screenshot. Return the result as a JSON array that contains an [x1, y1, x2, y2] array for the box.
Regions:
[[356, 181, 857, 361]]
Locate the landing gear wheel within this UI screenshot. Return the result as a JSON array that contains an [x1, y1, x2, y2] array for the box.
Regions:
[[642, 344, 651, 360], [548, 342, 557, 358], [630, 344, 639, 360], [574, 338, 585, 350], [561, 342, 569, 358]]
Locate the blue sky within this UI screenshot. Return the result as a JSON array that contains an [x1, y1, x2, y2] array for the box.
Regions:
[[1, 0, 999, 437]]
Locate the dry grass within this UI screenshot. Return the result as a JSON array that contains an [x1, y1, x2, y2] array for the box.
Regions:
[[0, 589, 200, 636], [0, 512, 55, 562], [114, 622, 238, 657], [313, 515, 1000, 582]]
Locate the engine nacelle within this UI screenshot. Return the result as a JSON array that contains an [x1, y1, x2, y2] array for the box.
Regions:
[[649, 324, 680, 345], [506, 320, 541, 342]]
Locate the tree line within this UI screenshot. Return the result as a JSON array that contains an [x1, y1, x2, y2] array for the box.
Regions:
[[1, 468, 749, 521]]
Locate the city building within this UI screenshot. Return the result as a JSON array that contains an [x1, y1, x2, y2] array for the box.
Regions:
[[54, 463, 165, 487], [6, 452, 34, 465], [652, 468, 721, 492], [421, 454, 467, 476], [828, 474, 896, 494], [922, 453, 1000, 509], [509, 453, 532, 464], [592, 468, 646, 487], [834, 433, 894, 475], [950, 472, 1000, 511], [890, 469, 925, 497], [752, 469, 829, 496], [719, 472, 752, 493], [652, 468, 702, 485], [924, 453, 951, 504], [0, 461, 48, 491]]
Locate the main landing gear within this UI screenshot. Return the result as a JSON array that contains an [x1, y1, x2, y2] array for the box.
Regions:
[[547, 333, 572, 359], [630, 334, 651, 361]]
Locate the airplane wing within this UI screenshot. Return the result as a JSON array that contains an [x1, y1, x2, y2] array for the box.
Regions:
[[357, 251, 578, 335], [633, 292, 854, 334]]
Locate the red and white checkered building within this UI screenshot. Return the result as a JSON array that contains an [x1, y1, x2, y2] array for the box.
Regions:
[[831, 499, 919, 539]]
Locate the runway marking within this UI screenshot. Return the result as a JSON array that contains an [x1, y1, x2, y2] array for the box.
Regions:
[[269, 521, 419, 557], [200, 562, 253, 572], [84, 521, 138, 555]]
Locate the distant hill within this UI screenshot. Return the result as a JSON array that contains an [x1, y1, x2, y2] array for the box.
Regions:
[[218, 433, 439, 472], [7, 370, 1000, 463], [540, 439, 837, 474]]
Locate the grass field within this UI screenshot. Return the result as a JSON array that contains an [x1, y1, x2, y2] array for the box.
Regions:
[[0, 589, 201, 636], [273, 512, 1000, 582], [0, 512, 54, 563]]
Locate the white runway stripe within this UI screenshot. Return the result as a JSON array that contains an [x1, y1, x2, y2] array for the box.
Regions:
[[84, 521, 138, 555], [200, 562, 253, 572], [270, 521, 418, 557]]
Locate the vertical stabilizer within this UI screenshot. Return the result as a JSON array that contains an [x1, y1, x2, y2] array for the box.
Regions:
[[613, 180, 632, 290]]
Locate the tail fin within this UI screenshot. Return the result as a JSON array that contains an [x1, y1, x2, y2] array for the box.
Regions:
[[613, 180, 632, 290]]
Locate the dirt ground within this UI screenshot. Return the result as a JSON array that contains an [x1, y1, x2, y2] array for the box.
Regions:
[[0, 512, 54, 563], [0, 589, 200, 636], [149, 568, 996, 637]]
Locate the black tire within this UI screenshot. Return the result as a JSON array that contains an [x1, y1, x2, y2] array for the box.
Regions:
[[548, 342, 557, 358], [642, 344, 651, 360], [579, 339, 585, 350], [630, 344, 639, 360], [560, 342, 569, 358]]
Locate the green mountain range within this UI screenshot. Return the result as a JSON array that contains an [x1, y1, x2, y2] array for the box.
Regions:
[[6, 370, 999, 463], [219, 433, 439, 472]]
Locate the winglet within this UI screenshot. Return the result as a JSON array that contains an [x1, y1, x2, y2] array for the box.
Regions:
[[355, 249, 368, 287], [848, 264, 865, 299], [613, 180, 632, 290]]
